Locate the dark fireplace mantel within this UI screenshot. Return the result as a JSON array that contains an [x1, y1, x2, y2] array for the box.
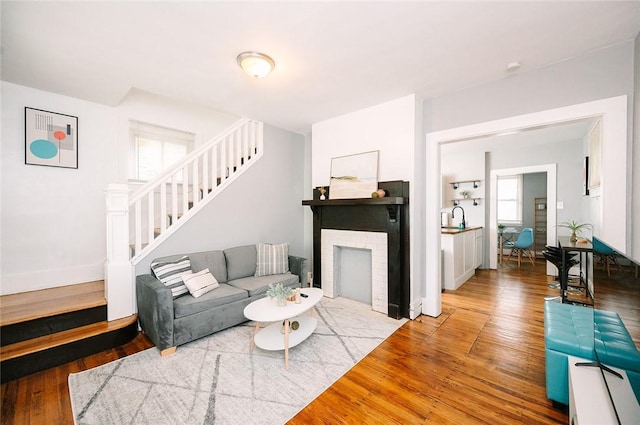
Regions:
[[302, 180, 410, 319]]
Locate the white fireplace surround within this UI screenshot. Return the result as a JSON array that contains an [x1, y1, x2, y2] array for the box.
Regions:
[[321, 229, 388, 314]]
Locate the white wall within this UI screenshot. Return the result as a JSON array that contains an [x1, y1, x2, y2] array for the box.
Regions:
[[429, 41, 635, 132], [633, 33, 640, 261], [1, 82, 118, 294], [312, 94, 416, 186]]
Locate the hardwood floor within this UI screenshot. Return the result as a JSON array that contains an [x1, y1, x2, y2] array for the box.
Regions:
[[1, 263, 568, 424]]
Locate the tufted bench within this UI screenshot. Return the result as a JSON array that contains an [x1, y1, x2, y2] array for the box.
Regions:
[[544, 301, 640, 405]]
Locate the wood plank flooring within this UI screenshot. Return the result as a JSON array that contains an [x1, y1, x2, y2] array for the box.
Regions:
[[1, 264, 569, 424]]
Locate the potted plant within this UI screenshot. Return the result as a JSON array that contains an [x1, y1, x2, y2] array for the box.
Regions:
[[558, 220, 592, 243], [266, 282, 294, 307], [460, 190, 469, 199]]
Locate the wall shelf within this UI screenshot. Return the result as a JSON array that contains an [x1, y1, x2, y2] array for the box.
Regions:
[[450, 180, 481, 189], [452, 198, 482, 206]]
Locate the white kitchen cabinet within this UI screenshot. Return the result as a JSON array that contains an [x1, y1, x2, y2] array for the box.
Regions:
[[441, 227, 482, 290]]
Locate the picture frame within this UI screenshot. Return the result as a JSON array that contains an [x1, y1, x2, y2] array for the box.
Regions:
[[25, 107, 78, 169], [329, 150, 379, 199], [583, 156, 589, 196]]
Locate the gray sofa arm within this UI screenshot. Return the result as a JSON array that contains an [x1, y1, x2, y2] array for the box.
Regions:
[[136, 274, 175, 352], [288, 255, 308, 285]]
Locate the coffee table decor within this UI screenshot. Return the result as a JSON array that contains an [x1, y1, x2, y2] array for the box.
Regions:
[[265, 282, 294, 307]]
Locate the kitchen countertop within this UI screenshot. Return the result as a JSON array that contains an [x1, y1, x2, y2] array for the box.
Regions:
[[441, 226, 483, 235]]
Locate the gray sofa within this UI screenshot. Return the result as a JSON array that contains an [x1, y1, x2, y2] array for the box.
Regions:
[[136, 244, 308, 356]]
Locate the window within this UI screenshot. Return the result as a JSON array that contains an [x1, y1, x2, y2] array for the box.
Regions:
[[497, 175, 523, 225], [130, 121, 195, 181]]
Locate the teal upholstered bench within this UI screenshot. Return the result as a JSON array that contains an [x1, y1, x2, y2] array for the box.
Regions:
[[544, 301, 640, 405]]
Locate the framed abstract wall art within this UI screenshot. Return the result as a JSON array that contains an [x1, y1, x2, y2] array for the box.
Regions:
[[25, 107, 78, 169]]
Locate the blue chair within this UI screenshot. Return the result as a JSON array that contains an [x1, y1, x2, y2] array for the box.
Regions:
[[505, 228, 535, 267], [592, 238, 620, 276]]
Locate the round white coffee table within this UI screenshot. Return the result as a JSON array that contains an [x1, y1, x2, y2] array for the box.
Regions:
[[243, 287, 323, 369]]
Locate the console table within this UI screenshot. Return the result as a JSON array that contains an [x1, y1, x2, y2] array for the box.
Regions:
[[569, 355, 640, 424]]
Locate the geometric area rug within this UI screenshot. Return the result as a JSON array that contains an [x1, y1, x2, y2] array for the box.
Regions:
[[68, 296, 407, 425]]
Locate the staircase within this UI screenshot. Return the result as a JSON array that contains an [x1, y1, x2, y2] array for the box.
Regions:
[[0, 281, 138, 383], [127, 118, 264, 262], [104, 118, 264, 322]]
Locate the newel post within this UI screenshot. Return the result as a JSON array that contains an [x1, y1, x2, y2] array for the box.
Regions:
[[105, 183, 135, 321]]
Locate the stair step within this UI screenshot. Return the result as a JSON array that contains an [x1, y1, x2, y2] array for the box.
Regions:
[[0, 315, 138, 383], [0, 280, 105, 327], [0, 281, 139, 383], [1, 315, 137, 361]]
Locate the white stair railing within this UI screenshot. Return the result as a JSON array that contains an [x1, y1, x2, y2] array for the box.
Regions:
[[126, 118, 263, 263]]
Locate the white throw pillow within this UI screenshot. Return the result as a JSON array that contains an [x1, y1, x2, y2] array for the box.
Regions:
[[183, 268, 220, 298], [150, 256, 191, 298], [255, 243, 289, 277]]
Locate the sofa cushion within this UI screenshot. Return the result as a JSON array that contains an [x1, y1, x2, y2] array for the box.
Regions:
[[228, 273, 299, 297], [224, 245, 257, 280], [150, 256, 191, 298], [255, 242, 289, 277], [182, 268, 219, 298], [544, 301, 594, 359], [154, 251, 228, 283], [173, 283, 247, 319], [184, 251, 228, 283]]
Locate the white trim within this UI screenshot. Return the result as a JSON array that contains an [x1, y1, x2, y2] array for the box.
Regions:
[[489, 164, 557, 275], [423, 95, 627, 318]]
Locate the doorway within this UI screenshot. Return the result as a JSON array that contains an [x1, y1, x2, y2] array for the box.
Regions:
[[423, 95, 628, 318]]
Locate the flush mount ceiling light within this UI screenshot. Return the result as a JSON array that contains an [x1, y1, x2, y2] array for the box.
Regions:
[[505, 61, 521, 72], [236, 51, 275, 78]]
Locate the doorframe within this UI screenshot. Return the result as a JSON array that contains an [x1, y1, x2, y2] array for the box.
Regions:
[[423, 95, 627, 318], [488, 164, 556, 275]]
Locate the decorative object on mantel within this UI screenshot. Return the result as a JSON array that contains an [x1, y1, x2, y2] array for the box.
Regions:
[[329, 150, 379, 199], [25, 107, 78, 169], [371, 188, 386, 198], [557, 220, 592, 243], [319, 186, 327, 200], [266, 282, 294, 307]]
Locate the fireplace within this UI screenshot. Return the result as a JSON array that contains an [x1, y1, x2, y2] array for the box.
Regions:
[[302, 180, 409, 319], [322, 229, 388, 314]]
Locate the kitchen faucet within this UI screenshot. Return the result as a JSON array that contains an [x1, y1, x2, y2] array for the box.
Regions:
[[451, 205, 466, 229]]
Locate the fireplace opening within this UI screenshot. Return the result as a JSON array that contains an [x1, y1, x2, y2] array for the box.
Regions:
[[334, 246, 372, 305]]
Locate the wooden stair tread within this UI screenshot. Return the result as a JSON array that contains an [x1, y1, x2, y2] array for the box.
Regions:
[[0, 281, 106, 326], [0, 314, 138, 361]]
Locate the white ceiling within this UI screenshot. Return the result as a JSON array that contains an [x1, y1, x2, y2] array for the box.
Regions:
[[2, 1, 640, 134]]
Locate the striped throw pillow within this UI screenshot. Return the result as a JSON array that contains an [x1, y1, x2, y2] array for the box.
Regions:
[[150, 256, 191, 298], [255, 243, 289, 277], [182, 268, 219, 298]]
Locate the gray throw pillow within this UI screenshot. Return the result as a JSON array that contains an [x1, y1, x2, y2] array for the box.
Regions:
[[224, 245, 257, 280]]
